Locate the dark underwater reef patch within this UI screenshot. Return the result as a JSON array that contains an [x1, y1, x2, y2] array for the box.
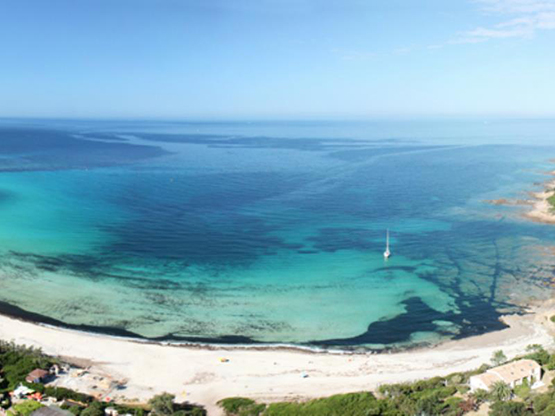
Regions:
[[0, 299, 258, 344], [0, 294, 510, 349], [313, 296, 508, 347], [0, 128, 171, 172]]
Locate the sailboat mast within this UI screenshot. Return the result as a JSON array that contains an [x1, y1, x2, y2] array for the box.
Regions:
[[386, 229, 389, 251]]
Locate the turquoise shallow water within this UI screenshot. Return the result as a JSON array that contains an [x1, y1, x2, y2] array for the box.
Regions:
[[0, 119, 555, 349]]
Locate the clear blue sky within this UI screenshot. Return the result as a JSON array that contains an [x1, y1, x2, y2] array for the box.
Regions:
[[1, 0, 554, 119]]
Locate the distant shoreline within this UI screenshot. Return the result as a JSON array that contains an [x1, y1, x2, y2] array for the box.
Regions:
[[525, 169, 555, 224], [484, 165, 555, 224]]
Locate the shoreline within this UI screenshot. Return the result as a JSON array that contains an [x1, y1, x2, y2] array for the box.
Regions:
[[0, 298, 507, 354], [525, 171, 555, 224], [2, 300, 555, 415], [485, 168, 555, 224]]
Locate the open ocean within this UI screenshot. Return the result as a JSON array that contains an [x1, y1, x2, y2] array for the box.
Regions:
[[0, 118, 555, 350]]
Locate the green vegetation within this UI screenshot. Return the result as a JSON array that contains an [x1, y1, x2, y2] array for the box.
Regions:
[[492, 350, 508, 367], [7, 400, 43, 416], [547, 192, 555, 211], [489, 401, 531, 416], [0, 340, 54, 393], [0, 342, 205, 416], [489, 381, 512, 402], [147, 393, 204, 416], [219, 345, 555, 416], [219, 378, 476, 416]]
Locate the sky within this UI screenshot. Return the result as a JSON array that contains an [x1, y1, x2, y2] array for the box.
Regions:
[[1, 0, 554, 119]]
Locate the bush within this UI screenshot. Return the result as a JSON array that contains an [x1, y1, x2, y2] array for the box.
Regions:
[[81, 402, 105, 416], [545, 355, 555, 371], [44, 387, 93, 403], [489, 401, 531, 416], [514, 383, 531, 401], [220, 393, 386, 416], [492, 350, 508, 367], [524, 345, 551, 366], [532, 393, 552, 413], [68, 407, 81, 416], [219, 398, 258, 415], [471, 388, 489, 404]]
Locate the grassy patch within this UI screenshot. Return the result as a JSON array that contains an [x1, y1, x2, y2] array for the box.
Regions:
[[8, 400, 43, 416], [218, 398, 266, 416]]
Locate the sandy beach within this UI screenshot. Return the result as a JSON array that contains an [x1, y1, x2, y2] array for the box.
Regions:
[[2, 302, 555, 416]]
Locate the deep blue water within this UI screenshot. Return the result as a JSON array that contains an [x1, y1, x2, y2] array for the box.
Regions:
[[0, 118, 554, 349]]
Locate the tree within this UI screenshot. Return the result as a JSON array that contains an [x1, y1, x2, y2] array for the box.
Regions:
[[149, 393, 175, 416], [490, 381, 512, 402], [471, 388, 489, 404], [81, 402, 104, 416], [492, 350, 508, 366], [514, 383, 531, 401]]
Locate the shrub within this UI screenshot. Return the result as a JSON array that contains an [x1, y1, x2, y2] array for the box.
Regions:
[[44, 387, 93, 403], [524, 345, 550, 366], [489, 401, 531, 416], [471, 388, 489, 404], [514, 383, 531, 401], [148, 393, 175, 416], [492, 350, 508, 367], [81, 402, 105, 416], [218, 398, 258, 415]]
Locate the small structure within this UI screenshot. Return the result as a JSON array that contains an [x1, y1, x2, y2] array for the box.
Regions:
[[30, 406, 73, 416], [11, 384, 34, 400], [49, 365, 61, 376], [105, 407, 119, 416], [26, 369, 49, 384], [470, 359, 541, 391]]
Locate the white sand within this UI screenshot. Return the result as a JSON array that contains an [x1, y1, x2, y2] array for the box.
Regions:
[[2, 303, 555, 416]]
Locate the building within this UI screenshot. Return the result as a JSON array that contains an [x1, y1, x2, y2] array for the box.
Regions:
[[469, 359, 541, 391], [11, 384, 34, 400], [26, 369, 49, 384]]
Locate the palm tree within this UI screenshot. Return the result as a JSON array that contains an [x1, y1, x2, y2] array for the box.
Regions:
[[490, 381, 512, 402]]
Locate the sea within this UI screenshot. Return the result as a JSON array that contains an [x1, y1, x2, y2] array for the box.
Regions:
[[0, 118, 554, 350]]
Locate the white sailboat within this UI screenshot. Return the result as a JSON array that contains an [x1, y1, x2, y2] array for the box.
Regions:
[[383, 229, 391, 259]]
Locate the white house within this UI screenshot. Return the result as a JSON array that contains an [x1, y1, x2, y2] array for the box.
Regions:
[[469, 359, 541, 392]]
